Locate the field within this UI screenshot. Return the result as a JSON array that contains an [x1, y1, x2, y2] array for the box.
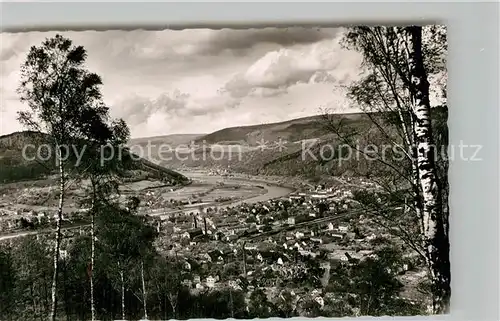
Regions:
[[121, 179, 168, 191]]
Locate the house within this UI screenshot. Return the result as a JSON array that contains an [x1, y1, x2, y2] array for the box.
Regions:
[[288, 215, 310, 225], [257, 251, 281, 264], [366, 233, 377, 241], [244, 244, 257, 251], [59, 249, 68, 259], [314, 296, 325, 307], [256, 253, 264, 262], [181, 228, 204, 239], [206, 276, 216, 288], [208, 249, 223, 262], [225, 234, 238, 242], [221, 248, 234, 261], [193, 275, 201, 284], [295, 232, 305, 239], [311, 194, 328, 200], [345, 232, 356, 239], [338, 225, 349, 233], [192, 233, 209, 243], [245, 226, 258, 236], [328, 251, 351, 262], [311, 237, 323, 244], [299, 250, 317, 258], [327, 222, 335, 231], [214, 231, 225, 241], [199, 253, 212, 263]]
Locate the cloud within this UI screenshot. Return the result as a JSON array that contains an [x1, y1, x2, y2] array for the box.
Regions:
[[222, 31, 362, 99], [111, 88, 242, 137], [193, 27, 339, 56], [1, 27, 364, 138]]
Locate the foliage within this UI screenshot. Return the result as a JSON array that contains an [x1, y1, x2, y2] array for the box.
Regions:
[[248, 288, 275, 318], [0, 245, 16, 317], [327, 246, 425, 316]]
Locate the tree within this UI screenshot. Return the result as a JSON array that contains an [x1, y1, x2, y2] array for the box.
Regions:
[[0, 245, 16, 318], [248, 288, 275, 318], [275, 289, 297, 318], [77, 116, 130, 321], [147, 258, 183, 320], [59, 236, 93, 320], [322, 25, 449, 313], [11, 236, 53, 321], [405, 26, 450, 313], [97, 198, 157, 320], [328, 246, 425, 316], [16, 34, 123, 321], [297, 297, 322, 318]]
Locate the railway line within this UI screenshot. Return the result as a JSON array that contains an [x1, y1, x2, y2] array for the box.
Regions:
[[0, 174, 293, 241]]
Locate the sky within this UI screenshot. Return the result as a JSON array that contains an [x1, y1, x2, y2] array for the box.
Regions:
[[1, 28, 364, 138]]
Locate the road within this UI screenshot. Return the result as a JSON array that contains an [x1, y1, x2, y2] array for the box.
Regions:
[[0, 223, 85, 242], [242, 213, 351, 241], [0, 173, 294, 241]]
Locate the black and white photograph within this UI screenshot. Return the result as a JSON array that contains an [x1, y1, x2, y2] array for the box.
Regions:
[[0, 25, 450, 320]]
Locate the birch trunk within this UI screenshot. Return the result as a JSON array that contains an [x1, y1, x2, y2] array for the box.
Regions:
[[406, 25, 450, 313], [119, 263, 125, 321], [90, 180, 96, 321], [229, 288, 234, 318], [397, 108, 426, 244], [49, 149, 64, 321], [121, 273, 125, 320], [141, 261, 148, 320], [167, 294, 177, 320]]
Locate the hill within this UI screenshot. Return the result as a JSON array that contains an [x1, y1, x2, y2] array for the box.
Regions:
[[0, 131, 190, 185], [193, 113, 368, 146], [128, 134, 203, 148], [143, 112, 377, 180]]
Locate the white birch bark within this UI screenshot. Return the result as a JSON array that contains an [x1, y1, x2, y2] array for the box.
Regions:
[[406, 25, 450, 313], [141, 261, 148, 320], [49, 148, 64, 321], [121, 269, 125, 320], [90, 181, 96, 321]]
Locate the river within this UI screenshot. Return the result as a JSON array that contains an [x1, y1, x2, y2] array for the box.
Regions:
[[0, 172, 294, 241]]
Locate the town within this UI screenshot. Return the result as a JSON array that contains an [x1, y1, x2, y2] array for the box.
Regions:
[[0, 172, 427, 315], [0, 24, 450, 320]]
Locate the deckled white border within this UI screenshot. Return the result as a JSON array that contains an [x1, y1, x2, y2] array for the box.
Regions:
[[1, 1, 499, 321]]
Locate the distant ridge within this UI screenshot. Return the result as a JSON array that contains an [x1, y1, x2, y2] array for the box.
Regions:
[[0, 131, 190, 184], [129, 134, 204, 148], [193, 113, 368, 146]]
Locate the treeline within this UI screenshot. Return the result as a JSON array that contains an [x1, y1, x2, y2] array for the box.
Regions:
[[0, 210, 426, 320], [0, 162, 51, 184]]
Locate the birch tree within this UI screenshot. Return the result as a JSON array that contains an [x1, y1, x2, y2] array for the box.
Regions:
[[405, 25, 449, 314], [97, 197, 156, 321], [322, 25, 449, 313], [148, 257, 183, 319], [78, 118, 130, 321], [17, 34, 117, 321]]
